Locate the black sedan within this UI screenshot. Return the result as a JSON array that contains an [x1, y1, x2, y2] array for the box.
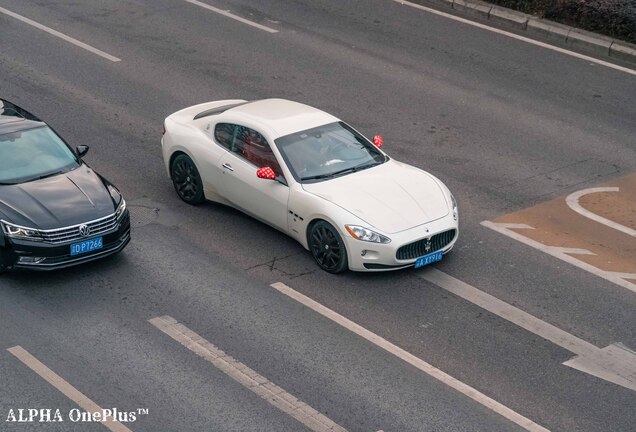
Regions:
[[0, 100, 130, 271]]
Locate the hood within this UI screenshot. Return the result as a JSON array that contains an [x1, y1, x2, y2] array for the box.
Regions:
[[0, 164, 116, 230], [302, 160, 449, 234]]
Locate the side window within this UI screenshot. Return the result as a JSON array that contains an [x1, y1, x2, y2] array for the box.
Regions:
[[214, 123, 235, 150], [234, 126, 283, 178]]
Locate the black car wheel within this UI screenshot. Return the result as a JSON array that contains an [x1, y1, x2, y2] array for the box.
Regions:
[[171, 154, 205, 205], [309, 221, 348, 273]]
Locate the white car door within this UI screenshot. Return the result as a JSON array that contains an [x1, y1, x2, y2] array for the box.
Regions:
[[216, 125, 290, 232]]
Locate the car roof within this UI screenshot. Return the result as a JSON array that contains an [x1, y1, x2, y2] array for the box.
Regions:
[[225, 99, 339, 138], [0, 99, 45, 134]]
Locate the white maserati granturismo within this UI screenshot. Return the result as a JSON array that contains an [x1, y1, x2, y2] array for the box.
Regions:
[[161, 98, 458, 273]]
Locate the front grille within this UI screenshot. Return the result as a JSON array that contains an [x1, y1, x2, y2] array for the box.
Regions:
[[41, 231, 129, 264], [40, 213, 118, 244], [396, 229, 456, 260]]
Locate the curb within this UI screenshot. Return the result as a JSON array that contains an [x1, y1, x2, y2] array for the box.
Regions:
[[403, 0, 636, 65]]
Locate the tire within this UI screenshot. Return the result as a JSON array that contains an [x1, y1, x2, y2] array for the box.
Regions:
[[171, 154, 205, 205], [309, 221, 348, 273]]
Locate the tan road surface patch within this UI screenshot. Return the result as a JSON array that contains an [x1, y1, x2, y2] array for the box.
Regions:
[[494, 173, 636, 275], [578, 173, 636, 230]]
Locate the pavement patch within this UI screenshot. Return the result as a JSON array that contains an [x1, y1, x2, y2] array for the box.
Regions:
[[127, 198, 181, 228], [483, 173, 636, 292]]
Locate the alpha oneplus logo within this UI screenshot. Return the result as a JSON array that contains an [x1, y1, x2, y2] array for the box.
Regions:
[[78, 224, 91, 237], [5, 408, 148, 423]]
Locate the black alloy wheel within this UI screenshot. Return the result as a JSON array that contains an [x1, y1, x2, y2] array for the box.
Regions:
[[309, 221, 348, 273], [171, 154, 205, 205]]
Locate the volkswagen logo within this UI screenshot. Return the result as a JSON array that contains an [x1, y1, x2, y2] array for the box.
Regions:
[[78, 224, 91, 237]]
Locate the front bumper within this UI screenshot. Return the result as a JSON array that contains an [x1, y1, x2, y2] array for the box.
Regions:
[[344, 212, 458, 272], [2, 211, 131, 271]]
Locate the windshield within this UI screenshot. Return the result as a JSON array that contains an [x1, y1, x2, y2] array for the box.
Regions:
[[274, 122, 387, 183], [0, 126, 79, 184]]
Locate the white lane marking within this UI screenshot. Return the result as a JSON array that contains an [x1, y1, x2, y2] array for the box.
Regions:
[[566, 187, 636, 237], [149, 316, 346, 432], [0, 6, 121, 62], [419, 269, 636, 392], [392, 0, 636, 77], [7, 346, 132, 432], [270, 282, 550, 432], [183, 0, 278, 33], [481, 221, 636, 293]]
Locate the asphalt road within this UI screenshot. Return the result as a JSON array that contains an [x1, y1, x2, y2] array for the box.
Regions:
[[1, 1, 635, 431]]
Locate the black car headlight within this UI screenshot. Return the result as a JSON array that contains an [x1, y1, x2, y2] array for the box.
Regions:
[[107, 185, 126, 221], [1, 220, 43, 241], [115, 198, 127, 221]]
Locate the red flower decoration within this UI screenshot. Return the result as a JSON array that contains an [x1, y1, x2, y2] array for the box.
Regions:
[[373, 135, 383, 148]]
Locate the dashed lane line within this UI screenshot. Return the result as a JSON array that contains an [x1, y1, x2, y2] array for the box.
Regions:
[[149, 315, 346, 432], [271, 282, 550, 432], [0, 6, 121, 62], [566, 188, 636, 237], [7, 346, 132, 432], [183, 0, 278, 33]]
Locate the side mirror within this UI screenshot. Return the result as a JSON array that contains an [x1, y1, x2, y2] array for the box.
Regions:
[[76, 145, 89, 158], [256, 167, 276, 180], [372, 135, 383, 148]]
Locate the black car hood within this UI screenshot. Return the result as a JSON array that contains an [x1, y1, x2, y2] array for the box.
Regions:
[[0, 164, 116, 230]]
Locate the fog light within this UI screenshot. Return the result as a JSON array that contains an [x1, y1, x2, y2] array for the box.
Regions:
[[18, 256, 45, 264], [360, 250, 367, 256]]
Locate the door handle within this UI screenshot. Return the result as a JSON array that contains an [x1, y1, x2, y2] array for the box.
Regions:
[[222, 163, 234, 172]]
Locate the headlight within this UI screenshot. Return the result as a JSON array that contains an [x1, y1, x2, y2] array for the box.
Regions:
[[450, 193, 458, 221], [1, 221, 43, 241], [345, 225, 391, 244], [107, 185, 126, 220], [115, 198, 127, 221]]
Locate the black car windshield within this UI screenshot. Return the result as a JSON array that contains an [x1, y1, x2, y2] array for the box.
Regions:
[[274, 122, 387, 183], [0, 126, 79, 184]]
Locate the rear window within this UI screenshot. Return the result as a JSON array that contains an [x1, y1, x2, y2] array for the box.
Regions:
[[214, 123, 234, 149]]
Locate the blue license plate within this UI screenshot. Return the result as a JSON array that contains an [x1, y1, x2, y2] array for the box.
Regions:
[[70, 237, 103, 256], [414, 250, 443, 269]]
